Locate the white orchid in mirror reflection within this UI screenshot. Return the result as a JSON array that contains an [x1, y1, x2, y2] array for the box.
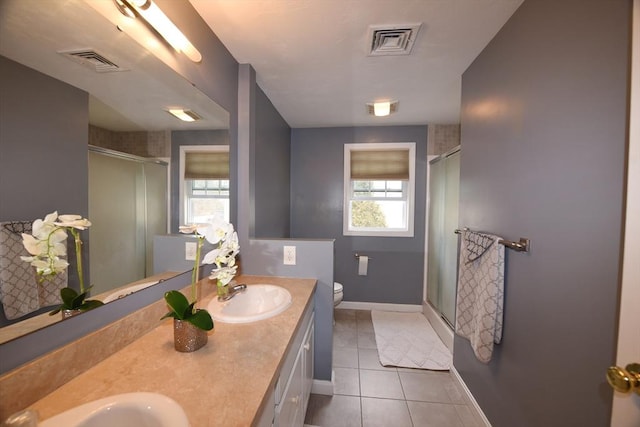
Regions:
[[21, 211, 103, 315], [21, 211, 70, 278]]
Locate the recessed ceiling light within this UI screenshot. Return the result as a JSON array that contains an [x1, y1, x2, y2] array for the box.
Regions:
[[167, 109, 201, 122], [366, 101, 398, 117]]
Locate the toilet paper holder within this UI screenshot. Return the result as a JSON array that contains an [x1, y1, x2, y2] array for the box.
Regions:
[[354, 253, 373, 260]]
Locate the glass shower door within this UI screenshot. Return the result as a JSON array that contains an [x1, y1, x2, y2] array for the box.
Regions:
[[426, 148, 460, 326]]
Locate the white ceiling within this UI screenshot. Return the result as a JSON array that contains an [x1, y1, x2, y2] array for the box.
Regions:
[[190, 0, 524, 128]]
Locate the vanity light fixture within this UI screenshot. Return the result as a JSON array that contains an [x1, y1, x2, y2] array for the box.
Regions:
[[167, 109, 201, 122], [367, 100, 398, 117], [114, 0, 202, 63]]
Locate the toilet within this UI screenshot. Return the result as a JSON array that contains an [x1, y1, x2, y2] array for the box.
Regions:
[[333, 282, 343, 307]]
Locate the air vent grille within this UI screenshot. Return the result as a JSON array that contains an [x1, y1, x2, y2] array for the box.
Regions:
[[58, 49, 127, 73], [367, 24, 422, 56]]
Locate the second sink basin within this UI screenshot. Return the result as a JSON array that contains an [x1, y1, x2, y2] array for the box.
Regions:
[[38, 392, 189, 427], [207, 284, 292, 323]]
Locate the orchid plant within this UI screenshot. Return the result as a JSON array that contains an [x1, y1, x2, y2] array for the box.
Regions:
[[21, 211, 103, 315], [161, 218, 239, 331]]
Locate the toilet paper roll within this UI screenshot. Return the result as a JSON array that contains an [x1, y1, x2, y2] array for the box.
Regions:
[[358, 255, 368, 276]]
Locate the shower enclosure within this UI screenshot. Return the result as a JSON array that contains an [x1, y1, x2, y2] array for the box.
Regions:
[[426, 147, 460, 327], [88, 147, 168, 295]]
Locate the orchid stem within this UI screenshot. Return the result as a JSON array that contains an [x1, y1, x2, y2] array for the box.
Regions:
[[70, 228, 85, 294], [191, 236, 204, 310]]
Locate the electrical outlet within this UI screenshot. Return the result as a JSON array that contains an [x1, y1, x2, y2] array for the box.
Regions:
[[185, 241, 197, 261], [284, 246, 296, 265]]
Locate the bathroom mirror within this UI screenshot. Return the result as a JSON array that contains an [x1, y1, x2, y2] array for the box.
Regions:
[[0, 0, 230, 343]]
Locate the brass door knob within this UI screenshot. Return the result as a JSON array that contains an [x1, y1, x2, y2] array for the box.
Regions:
[[607, 363, 640, 395]]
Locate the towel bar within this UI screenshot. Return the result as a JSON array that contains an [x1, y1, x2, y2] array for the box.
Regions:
[[454, 228, 530, 253]]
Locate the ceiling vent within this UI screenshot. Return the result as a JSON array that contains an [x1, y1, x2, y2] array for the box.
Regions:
[[367, 24, 422, 56], [58, 49, 127, 73]]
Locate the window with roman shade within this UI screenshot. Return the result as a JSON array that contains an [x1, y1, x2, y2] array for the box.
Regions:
[[343, 142, 415, 237], [180, 146, 230, 224]]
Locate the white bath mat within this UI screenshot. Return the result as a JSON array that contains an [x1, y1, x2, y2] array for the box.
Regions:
[[371, 311, 452, 370]]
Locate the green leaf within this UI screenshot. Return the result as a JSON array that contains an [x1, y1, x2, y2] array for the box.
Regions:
[[163, 291, 189, 320], [81, 299, 104, 310], [183, 302, 196, 318], [60, 287, 79, 308], [160, 311, 178, 320], [70, 290, 90, 309], [188, 309, 214, 331]]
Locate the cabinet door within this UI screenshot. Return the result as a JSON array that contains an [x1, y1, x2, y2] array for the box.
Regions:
[[276, 349, 304, 427], [302, 324, 314, 415]]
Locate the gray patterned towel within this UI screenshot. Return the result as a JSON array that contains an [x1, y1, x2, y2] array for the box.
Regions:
[[0, 221, 64, 319], [455, 229, 505, 363]]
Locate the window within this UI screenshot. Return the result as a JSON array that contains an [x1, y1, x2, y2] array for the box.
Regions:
[[179, 146, 230, 224], [343, 143, 415, 237]]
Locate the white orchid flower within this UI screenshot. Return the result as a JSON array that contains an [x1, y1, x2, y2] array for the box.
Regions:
[[210, 265, 238, 285], [55, 214, 91, 230], [200, 218, 234, 245]]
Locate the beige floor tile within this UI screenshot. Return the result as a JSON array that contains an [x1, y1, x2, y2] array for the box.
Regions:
[[399, 371, 456, 403], [334, 327, 358, 348], [304, 394, 362, 427], [333, 346, 359, 369], [357, 331, 377, 349], [357, 319, 375, 334], [406, 401, 465, 427], [358, 348, 395, 371], [334, 367, 361, 396], [335, 309, 357, 321], [355, 309, 372, 322], [361, 397, 412, 427], [360, 369, 405, 400], [454, 404, 484, 427]]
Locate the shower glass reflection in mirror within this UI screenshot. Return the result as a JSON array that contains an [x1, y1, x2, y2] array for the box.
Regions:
[[179, 146, 230, 224]]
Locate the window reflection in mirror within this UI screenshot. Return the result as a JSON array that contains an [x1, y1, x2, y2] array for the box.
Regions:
[[179, 145, 231, 225]]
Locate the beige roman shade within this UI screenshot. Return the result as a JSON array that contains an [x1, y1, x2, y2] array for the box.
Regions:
[[350, 149, 410, 180], [184, 151, 229, 179]]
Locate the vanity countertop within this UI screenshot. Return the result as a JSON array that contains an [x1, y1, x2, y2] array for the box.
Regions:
[[28, 275, 316, 427]]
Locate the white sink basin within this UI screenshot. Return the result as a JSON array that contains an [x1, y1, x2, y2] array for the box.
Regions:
[[207, 284, 292, 323], [102, 281, 159, 303], [39, 392, 189, 427]]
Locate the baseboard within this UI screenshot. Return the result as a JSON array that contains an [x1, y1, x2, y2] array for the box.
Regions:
[[336, 301, 422, 312], [451, 366, 492, 427], [311, 373, 334, 396], [422, 301, 454, 353]]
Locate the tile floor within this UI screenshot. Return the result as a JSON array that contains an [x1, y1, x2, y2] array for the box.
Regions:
[[304, 309, 484, 427]]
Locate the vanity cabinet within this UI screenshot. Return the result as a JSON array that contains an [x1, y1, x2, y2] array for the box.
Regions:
[[268, 304, 314, 427]]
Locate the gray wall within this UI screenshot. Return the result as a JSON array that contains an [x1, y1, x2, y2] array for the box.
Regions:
[[237, 65, 334, 383], [0, 55, 89, 293], [254, 86, 291, 238], [456, 1, 631, 426], [242, 238, 334, 382], [290, 126, 428, 305], [170, 129, 230, 233]]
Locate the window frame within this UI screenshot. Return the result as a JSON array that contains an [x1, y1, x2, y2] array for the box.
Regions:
[[343, 142, 416, 237], [179, 145, 230, 225]]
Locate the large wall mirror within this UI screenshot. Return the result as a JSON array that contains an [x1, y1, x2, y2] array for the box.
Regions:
[[0, 0, 230, 345]]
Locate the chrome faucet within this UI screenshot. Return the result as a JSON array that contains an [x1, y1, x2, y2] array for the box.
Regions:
[[218, 283, 247, 301]]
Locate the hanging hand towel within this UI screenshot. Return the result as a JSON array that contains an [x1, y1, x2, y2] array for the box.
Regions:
[[455, 229, 505, 363], [0, 221, 65, 319]]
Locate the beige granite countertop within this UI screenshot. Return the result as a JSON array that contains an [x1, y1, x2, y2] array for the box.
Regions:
[[28, 275, 316, 427]]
